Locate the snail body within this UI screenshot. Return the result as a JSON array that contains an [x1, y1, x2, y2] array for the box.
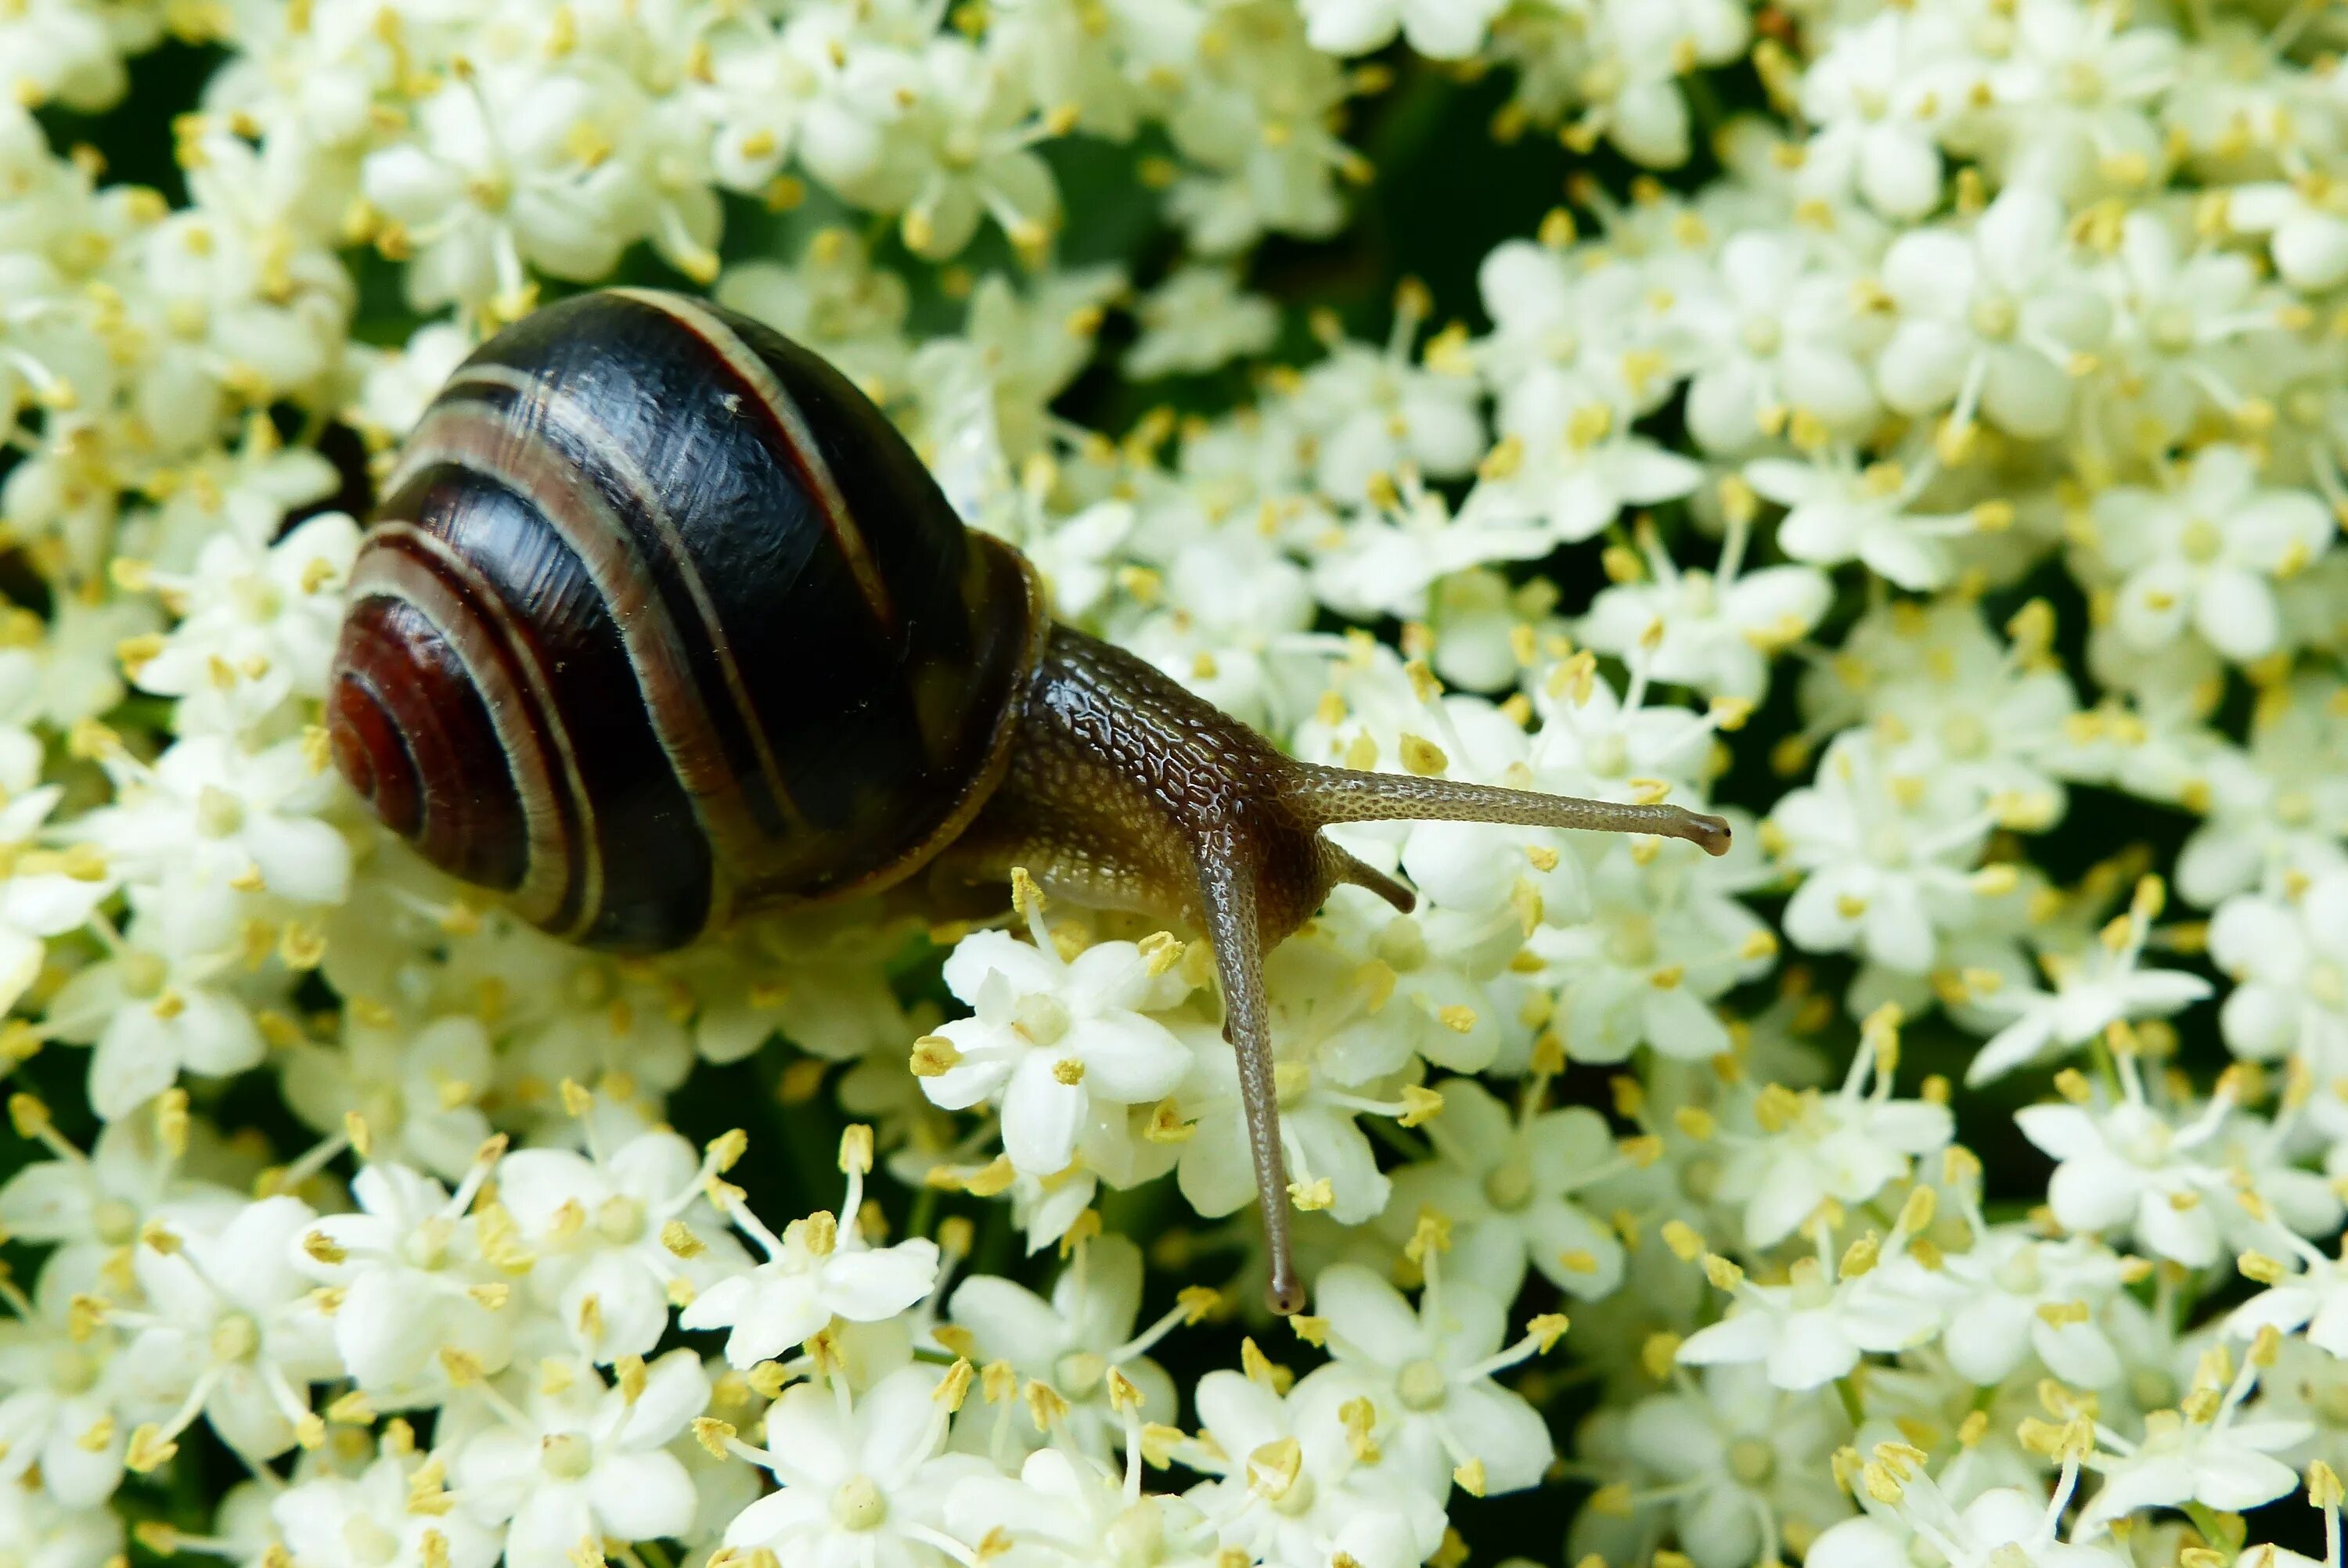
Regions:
[[329, 289, 1732, 1311]]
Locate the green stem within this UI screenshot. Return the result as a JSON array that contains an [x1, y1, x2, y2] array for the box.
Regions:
[[1363, 1113, 1431, 1165], [1835, 1373, 1866, 1427], [2088, 1027, 2120, 1099], [2184, 1502, 2244, 1555]]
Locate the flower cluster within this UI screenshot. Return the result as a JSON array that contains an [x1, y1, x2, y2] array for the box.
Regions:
[[3, 2, 2348, 1568]]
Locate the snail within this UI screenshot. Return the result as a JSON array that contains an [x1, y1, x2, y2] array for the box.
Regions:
[[326, 287, 1731, 1313]]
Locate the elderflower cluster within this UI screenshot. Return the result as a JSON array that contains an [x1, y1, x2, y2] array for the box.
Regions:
[[4, 2, 2348, 1568]]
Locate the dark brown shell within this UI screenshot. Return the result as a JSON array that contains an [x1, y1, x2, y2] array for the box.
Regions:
[[327, 289, 1046, 951]]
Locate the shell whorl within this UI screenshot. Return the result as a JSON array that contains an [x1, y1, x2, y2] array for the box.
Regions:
[[328, 288, 1046, 952]]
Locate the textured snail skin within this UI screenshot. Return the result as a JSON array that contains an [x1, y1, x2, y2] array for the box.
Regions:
[[938, 626, 1731, 1313], [326, 288, 1733, 1314]]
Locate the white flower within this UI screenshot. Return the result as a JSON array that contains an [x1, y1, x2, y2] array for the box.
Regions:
[[2086, 444, 2332, 664], [361, 64, 644, 315], [1672, 232, 1879, 454], [0, 1104, 236, 1285], [1578, 516, 1830, 699], [672, 923, 912, 1066], [478, 933, 697, 1124], [694, 9, 908, 199], [1530, 837, 1774, 1066], [1298, 0, 1506, 59], [1525, 648, 1726, 800], [1967, 877, 2211, 1084], [129, 192, 349, 449], [1309, 473, 1555, 624], [1809, 1462, 2123, 1568], [1161, 16, 1356, 253], [679, 1142, 939, 1370], [2016, 1074, 2234, 1267], [1747, 444, 1987, 592], [131, 420, 340, 568], [289, 1156, 511, 1398], [128, 511, 359, 736], [1612, 1364, 1853, 1568], [350, 322, 476, 442], [117, 1195, 339, 1462], [83, 732, 350, 918], [1383, 1077, 1626, 1303], [986, 0, 1198, 143], [45, 897, 268, 1121], [946, 1234, 1179, 1463], [1472, 243, 1664, 419], [454, 1350, 708, 1568], [1775, 731, 2000, 976], [722, 1365, 989, 1568], [1714, 1044, 1954, 1251], [1796, 595, 2082, 810], [9, 591, 152, 734], [279, 1012, 495, 1184], [1291, 300, 1483, 503], [1795, 8, 1968, 218], [198, 1474, 283, 1568], [1114, 523, 1316, 727], [2226, 180, 2348, 293], [0, 1475, 121, 1568], [1016, 498, 1136, 624], [2228, 1235, 2348, 1358], [1679, 1243, 1939, 1392], [1988, 0, 2177, 200], [2209, 870, 2348, 1068], [620, 98, 724, 287], [2092, 210, 2284, 447], [0, 0, 126, 112], [1419, 567, 1564, 693], [859, 37, 1063, 262], [1877, 1225, 2127, 1389], [1125, 267, 1278, 379], [1290, 669, 1586, 951], [0, 1252, 134, 1506], [2174, 674, 2348, 905], [1183, 1368, 1446, 1568], [1874, 185, 2110, 442], [0, 785, 113, 1016], [273, 1454, 499, 1568], [948, 1449, 1212, 1568], [1464, 379, 1702, 547], [1565, 0, 1751, 169], [495, 1127, 751, 1364], [2081, 1368, 2309, 1532], [993, 1160, 1120, 1262], [1291, 1261, 1555, 1496], [2225, 1334, 2348, 1524], [0, 250, 104, 435], [923, 919, 1192, 1178], [1173, 1009, 1392, 1228]]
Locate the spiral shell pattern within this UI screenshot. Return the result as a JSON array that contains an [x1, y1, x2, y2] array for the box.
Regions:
[[328, 289, 1046, 952]]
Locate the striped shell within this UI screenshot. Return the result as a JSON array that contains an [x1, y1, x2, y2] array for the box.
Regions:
[[327, 289, 1046, 952]]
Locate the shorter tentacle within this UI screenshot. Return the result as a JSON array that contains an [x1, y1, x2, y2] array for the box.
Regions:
[[1320, 840, 1416, 914]]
